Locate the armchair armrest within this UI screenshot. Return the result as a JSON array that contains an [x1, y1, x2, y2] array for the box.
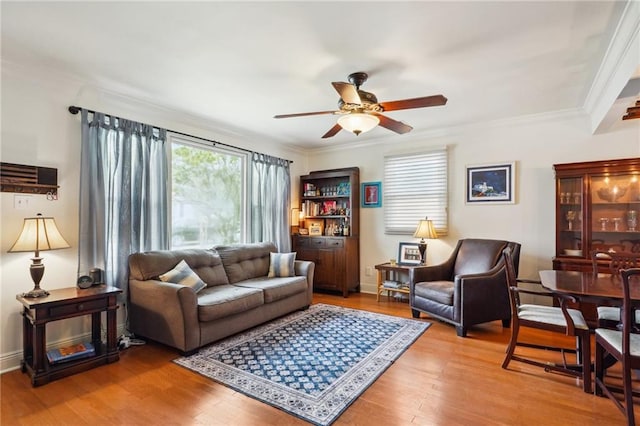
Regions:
[[454, 262, 510, 324], [128, 278, 199, 352], [411, 262, 452, 285]]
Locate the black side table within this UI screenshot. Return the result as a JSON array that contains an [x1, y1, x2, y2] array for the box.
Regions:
[[17, 285, 122, 386]]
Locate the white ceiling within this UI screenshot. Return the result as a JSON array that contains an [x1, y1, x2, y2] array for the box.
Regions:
[[1, 1, 635, 150]]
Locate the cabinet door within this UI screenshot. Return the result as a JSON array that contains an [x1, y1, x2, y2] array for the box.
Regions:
[[557, 177, 584, 257], [590, 174, 640, 254], [315, 249, 338, 290]]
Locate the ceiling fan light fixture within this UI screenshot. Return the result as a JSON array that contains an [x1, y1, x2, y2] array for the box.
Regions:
[[337, 113, 379, 136]]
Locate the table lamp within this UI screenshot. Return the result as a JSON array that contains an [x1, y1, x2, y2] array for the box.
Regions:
[[413, 217, 438, 264], [8, 213, 70, 298]]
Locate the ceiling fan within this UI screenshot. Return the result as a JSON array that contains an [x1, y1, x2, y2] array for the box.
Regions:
[[274, 72, 447, 138]]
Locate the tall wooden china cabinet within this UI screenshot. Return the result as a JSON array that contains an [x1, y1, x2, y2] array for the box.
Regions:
[[292, 167, 360, 297], [553, 157, 640, 272]]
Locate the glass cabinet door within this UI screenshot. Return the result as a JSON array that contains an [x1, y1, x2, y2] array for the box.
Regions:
[[557, 177, 584, 257], [590, 174, 640, 253]]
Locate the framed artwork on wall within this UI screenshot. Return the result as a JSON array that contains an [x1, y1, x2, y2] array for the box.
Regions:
[[398, 242, 422, 265], [466, 162, 516, 204], [361, 181, 382, 208]]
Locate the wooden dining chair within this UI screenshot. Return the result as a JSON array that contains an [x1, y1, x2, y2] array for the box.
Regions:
[[591, 250, 640, 329], [594, 268, 640, 425], [502, 247, 592, 392]]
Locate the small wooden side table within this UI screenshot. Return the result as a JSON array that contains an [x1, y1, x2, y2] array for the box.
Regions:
[[375, 263, 429, 302], [17, 285, 122, 386]]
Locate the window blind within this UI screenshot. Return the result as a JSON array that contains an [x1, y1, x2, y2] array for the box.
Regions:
[[383, 147, 448, 235]]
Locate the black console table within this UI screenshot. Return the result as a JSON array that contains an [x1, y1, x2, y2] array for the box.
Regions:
[[17, 285, 121, 386]]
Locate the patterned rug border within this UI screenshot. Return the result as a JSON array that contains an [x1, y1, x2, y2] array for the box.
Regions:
[[173, 303, 430, 425]]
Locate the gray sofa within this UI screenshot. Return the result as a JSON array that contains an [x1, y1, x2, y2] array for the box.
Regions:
[[128, 242, 314, 354]]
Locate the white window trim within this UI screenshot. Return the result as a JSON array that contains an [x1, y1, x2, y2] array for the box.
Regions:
[[168, 132, 250, 244]]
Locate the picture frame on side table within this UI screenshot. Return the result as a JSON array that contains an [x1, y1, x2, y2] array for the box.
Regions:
[[362, 181, 382, 208], [398, 242, 422, 265], [466, 162, 516, 204]]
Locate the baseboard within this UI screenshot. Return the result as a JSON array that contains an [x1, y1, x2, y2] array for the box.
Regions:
[[360, 282, 376, 294]]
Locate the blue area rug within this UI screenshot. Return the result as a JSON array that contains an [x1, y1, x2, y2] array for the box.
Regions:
[[174, 303, 430, 425]]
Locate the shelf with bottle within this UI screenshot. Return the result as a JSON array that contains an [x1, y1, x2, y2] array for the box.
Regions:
[[323, 218, 350, 237], [302, 181, 350, 198]]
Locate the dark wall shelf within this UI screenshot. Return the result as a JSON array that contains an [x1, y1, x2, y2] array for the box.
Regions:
[[1, 162, 58, 195]]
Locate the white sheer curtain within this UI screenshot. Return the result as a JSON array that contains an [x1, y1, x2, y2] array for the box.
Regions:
[[78, 109, 169, 292], [251, 153, 291, 251]]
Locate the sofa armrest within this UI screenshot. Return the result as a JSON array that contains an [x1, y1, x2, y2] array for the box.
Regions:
[[128, 279, 200, 352], [295, 260, 315, 304]]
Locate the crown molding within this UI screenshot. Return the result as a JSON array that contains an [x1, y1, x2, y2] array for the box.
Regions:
[[583, 0, 640, 133]]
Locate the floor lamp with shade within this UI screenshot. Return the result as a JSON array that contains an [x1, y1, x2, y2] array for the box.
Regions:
[[8, 213, 70, 298], [413, 217, 438, 264]]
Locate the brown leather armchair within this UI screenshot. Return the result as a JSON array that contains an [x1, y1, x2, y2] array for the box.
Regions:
[[410, 238, 521, 337]]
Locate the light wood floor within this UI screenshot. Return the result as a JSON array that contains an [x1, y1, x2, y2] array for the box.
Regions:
[[1, 292, 632, 425]]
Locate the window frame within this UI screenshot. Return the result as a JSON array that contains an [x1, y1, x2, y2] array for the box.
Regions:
[[168, 133, 249, 248], [383, 147, 448, 236]]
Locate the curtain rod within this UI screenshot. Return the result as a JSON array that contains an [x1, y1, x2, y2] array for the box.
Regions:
[[68, 105, 292, 163]]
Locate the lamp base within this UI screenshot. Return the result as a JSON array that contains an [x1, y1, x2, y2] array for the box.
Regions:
[[23, 257, 48, 298], [22, 287, 50, 298], [418, 242, 427, 265]]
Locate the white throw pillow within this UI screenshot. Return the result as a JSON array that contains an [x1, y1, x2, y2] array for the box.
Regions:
[[268, 252, 296, 278], [158, 259, 206, 293]]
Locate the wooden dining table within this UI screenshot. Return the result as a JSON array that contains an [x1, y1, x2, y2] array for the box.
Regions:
[[539, 270, 640, 305], [538, 269, 640, 393]]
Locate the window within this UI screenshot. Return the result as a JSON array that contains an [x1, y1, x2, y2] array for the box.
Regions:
[[383, 147, 448, 235], [169, 134, 248, 248]]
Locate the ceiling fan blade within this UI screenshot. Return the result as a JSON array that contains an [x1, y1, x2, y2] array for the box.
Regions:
[[379, 95, 447, 112], [274, 110, 338, 119], [374, 113, 413, 134], [331, 82, 361, 104], [321, 123, 342, 139]]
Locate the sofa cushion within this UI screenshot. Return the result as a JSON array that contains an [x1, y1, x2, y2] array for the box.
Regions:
[[414, 281, 454, 306], [234, 276, 307, 303], [268, 252, 296, 277], [158, 259, 206, 293], [197, 285, 264, 322], [215, 242, 276, 283], [129, 249, 229, 287]]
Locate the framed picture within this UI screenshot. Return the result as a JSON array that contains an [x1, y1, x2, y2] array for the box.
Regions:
[[398, 242, 422, 265], [361, 181, 382, 208], [466, 162, 516, 204], [308, 220, 324, 236]]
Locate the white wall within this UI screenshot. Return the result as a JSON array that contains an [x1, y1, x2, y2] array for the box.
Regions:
[[0, 61, 308, 371], [2, 59, 638, 372], [306, 112, 639, 293]]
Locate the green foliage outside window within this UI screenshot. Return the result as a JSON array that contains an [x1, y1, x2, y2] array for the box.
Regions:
[[171, 142, 244, 248]]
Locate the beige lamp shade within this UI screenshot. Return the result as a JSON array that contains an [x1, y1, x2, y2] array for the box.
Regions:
[[9, 213, 70, 298], [413, 218, 438, 240], [9, 214, 70, 255], [337, 113, 379, 136], [413, 218, 437, 265]]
